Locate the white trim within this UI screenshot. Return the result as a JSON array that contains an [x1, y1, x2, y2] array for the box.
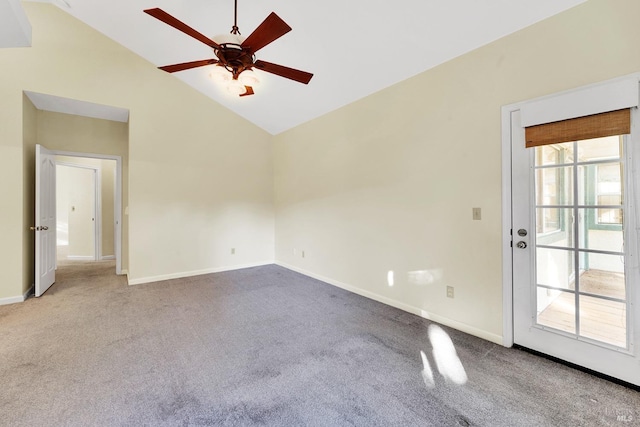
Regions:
[[0, 295, 25, 306], [501, 105, 515, 348], [127, 261, 274, 286], [520, 75, 639, 127], [0, 285, 33, 306], [49, 149, 123, 275], [24, 284, 34, 299], [101, 255, 115, 260], [276, 261, 504, 345]]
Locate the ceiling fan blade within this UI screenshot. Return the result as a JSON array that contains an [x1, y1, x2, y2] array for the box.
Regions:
[[144, 8, 220, 49], [241, 12, 291, 53], [239, 86, 255, 97], [159, 59, 219, 73], [254, 60, 313, 84]]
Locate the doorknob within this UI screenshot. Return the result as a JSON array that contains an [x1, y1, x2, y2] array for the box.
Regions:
[[516, 241, 527, 249], [30, 226, 37, 231], [42, 226, 49, 231]]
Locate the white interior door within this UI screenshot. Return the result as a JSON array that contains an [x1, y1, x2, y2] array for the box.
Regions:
[[35, 144, 56, 297], [511, 109, 640, 386]]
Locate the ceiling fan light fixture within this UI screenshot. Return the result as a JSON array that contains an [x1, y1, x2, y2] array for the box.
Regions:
[[226, 79, 246, 95], [212, 33, 245, 49], [239, 70, 260, 86], [209, 65, 231, 82]]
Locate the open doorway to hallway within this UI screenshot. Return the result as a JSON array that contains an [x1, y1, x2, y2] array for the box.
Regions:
[[55, 157, 117, 264]]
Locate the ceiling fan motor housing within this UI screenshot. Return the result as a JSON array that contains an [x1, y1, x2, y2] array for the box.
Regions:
[[213, 44, 255, 79]]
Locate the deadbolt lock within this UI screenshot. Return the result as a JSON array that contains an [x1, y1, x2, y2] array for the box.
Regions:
[[516, 241, 527, 249]]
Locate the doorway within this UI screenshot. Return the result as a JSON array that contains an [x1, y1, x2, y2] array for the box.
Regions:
[[502, 75, 640, 386], [55, 157, 117, 263]]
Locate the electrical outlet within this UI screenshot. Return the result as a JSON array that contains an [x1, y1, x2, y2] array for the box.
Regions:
[[231, 248, 235, 255], [447, 286, 454, 299], [472, 207, 481, 220]]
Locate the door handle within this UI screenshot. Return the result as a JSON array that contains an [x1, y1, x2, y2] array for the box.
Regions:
[[30, 226, 48, 231], [42, 226, 49, 231], [516, 241, 527, 249]]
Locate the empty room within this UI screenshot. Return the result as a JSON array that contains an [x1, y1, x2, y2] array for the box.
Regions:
[[1, 0, 640, 425]]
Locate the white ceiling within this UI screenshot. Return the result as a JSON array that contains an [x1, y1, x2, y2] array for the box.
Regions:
[[21, 0, 586, 134], [1, 0, 31, 47]]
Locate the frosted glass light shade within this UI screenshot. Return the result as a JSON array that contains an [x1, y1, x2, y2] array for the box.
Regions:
[[227, 80, 245, 95], [209, 66, 230, 83], [239, 70, 259, 86], [212, 33, 245, 48]]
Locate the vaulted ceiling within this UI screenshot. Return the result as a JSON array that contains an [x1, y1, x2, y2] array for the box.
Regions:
[[21, 0, 586, 134]]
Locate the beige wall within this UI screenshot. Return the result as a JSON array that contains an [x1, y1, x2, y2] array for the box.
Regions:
[[273, 0, 640, 343], [0, 3, 274, 300], [22, 95, 37, 296]]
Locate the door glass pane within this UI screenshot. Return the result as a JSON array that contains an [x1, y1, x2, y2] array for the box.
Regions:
[[532, 135, 629, 349], [577, 209, 624, 252], [536, 248, 574, 290], [578, 252, 625, 299], [536, 208, 573, 247], [579, 295, 626, 347], [536, 166, 573, 206], [536, 143, 573, 165], [576, 135, 621, 162], [537, 287, 575, 334]]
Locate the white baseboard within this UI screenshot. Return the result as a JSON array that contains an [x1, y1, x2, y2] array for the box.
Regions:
[[23, 284, 34, 299], [66, 256, 95, 261], [101, 255, 115, 260], [0, 284, 34, 306], [127, 260, 274, 286], [0, 295, 24, 306], [276, 261, 504, 346]]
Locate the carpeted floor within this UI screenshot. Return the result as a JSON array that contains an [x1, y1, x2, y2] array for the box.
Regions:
[[0, 262, 638, 426]]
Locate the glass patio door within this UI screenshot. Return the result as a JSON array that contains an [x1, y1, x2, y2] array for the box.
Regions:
[[511, 109, 640, 386]]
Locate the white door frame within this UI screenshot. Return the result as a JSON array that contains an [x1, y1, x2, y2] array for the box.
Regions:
[[51, 150, 123, 275], [55, 162, 101, 261], [502, 73, 640, 348]]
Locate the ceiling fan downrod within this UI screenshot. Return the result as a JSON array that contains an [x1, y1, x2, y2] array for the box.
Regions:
[[230, 0, 240, 35]]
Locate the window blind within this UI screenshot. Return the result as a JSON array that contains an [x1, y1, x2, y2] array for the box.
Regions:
[[525, 108, 631, 148]]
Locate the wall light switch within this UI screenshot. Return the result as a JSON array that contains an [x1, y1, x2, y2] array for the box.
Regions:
[[231, 248, 235, 255], [447, 286, 454, 299], [472, 207, 482, 220]]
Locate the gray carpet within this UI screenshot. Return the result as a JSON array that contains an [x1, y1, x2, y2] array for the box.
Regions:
[[0, 262, 638, 426]]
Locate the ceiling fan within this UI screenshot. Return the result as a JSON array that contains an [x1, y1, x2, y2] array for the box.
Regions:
[[143, 1, 313, 97]]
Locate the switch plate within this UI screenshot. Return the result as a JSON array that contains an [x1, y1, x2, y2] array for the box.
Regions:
[[472, 207, 481, 220], [447, 286, 454, 298], [301, 250, 305, 258], [231, 248, 235, 255]]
